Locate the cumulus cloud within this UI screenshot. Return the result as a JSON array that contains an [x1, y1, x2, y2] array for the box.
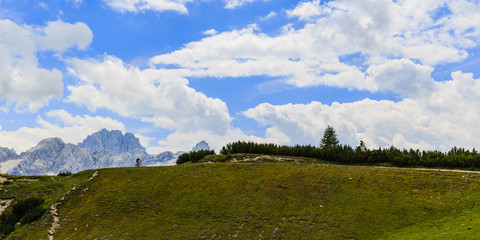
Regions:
[[141, 0, 480, 152], [150, 0, 480, 91], [0, 19, 92, 112], [286, 0, 322, 21], [66, 55, 232, 134], [0, 110, 126, 153], [147, 128, 269, 153], [365, 58, 435, 97], [244, 71, 480, 152], [102, 0, 192, 14], [37, 21, 93, 52], [65, 55, 283, 154]]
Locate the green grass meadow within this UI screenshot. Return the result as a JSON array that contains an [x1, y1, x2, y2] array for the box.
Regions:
[[3, 159, 480, 239]]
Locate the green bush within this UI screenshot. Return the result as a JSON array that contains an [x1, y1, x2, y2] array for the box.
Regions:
[[0, 196, 45, 237], [58, 171, 73, 176], [20, 206, 46, 224], [2, 180, 12, 185], [217, 152, 233, 162], [176, 150, 215, 164]]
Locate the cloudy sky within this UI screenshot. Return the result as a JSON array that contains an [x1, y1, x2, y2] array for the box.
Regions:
[[1, 0, 480, 154]]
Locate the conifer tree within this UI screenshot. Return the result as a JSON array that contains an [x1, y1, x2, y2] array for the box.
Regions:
[[320, 125, 339, 148]]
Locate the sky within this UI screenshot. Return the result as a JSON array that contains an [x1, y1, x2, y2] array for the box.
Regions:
[[1, 0, 480, 154]]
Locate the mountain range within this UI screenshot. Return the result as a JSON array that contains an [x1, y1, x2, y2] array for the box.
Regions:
[[0, 129, 209, 175]]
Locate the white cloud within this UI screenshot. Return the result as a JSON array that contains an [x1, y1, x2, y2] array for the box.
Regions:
[[102, 0, 192, 14], [37, 21, 93, 52], [365, 58, 435, 97], [149, 0, 480, 91], [148, 128, 276, 153], [286, 0, 322, 21], [244, 71, 480, 152], [0, 110, 126, 153], [260, 11, 277, 21], [203, 29, 218, 36], [223, 0, 266, 9], [0, 19, 92, 112], [65, 55, 287, 154], [66, 55, 232, 134], [101, 0, 267, 12]]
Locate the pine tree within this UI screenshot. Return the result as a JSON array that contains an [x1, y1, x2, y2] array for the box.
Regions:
[[320, 125, 339, 148]]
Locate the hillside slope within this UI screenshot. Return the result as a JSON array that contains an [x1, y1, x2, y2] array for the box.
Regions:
[[4, 159, 480, 239]]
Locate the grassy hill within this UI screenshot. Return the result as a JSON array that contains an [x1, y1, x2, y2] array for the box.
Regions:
[[2, 155, 480, 239]]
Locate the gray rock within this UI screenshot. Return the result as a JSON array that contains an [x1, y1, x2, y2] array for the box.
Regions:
[[7, 138, 94, 175], [191, 140, 210, 152], [2, 130, 207, 175], [91, 150, 135, 168], [78, 129, 147, 156], [0, 147, 18, 162]]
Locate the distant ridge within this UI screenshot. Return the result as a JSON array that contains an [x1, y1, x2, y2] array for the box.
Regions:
[[0, 147, 18, 162], [8, 138, 94, 175], [0, 130, 209, 175], [78, 129, 147, 156]]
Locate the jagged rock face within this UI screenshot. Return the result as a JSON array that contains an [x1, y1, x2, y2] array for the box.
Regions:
[[192, 141, 210, 152], [91, 151, 136, 168], [1, 130, 206, 175], [142, 152, 175, 166], [78, 129, 147, 156], [0, 147, 18, 162], [7, 138, 94, 175]]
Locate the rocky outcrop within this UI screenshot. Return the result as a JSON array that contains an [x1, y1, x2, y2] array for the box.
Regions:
[[78, 129, 147, 156], [0, 147, 18, 162], [7, 138, 94, 175], [91, 150, 135, 168], [192, 140, 210, 152]]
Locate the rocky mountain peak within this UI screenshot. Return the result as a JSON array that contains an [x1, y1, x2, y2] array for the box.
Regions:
[[1, 130, 205, 175], [22, 137, 65, 157], [78, 129, 146, 156], [0, 147, 18, 162], [7, 138, 94, 176], [192, 141, 210, 152]]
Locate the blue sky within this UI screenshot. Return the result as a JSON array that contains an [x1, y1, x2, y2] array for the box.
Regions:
[[1, 0, 480, 154]]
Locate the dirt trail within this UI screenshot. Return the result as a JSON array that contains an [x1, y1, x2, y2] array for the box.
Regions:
[[0, 199, 13, 215], [0, 176, 7, 183], [48, 171, 99, 240]]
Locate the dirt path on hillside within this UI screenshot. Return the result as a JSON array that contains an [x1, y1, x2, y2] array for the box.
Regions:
[[48, 171, 99, 240], [0, 199, 13, 215], [0, 176, 8, 183]]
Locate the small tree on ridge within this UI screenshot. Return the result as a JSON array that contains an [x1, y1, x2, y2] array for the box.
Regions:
[[320, 125, 339, 148]]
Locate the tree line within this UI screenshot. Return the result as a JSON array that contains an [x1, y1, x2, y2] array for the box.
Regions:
[[220, 126, 480, 169], [176, 150, 216, 164], [178, 126, 480, 169]]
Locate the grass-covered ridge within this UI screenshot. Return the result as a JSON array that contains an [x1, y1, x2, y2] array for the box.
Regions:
[[0, 170, 94, 239], [4, 158, 480, 239], [215, 140, 480, 170]]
